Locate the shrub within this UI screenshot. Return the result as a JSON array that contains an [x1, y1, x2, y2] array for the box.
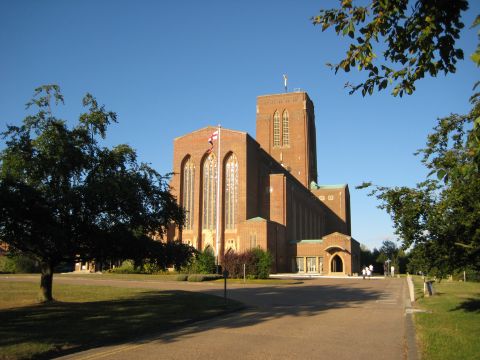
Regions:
[[0, 254, 40, 273], [184, 248, 216, 274], [252, 248, 273, 279], [175, 274, 188, 281], [187, 274, 222, 282], [142, 261, 163, 274], [109, 260, 141, 274], [0, 256, 15, 273], [223, 248, 272, 279]]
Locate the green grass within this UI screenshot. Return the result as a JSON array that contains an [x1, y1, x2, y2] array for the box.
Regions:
[[57, 273, 301, 285], [0, 281, 243, 360], [412, 277, 480, 360], [57, 272, 183, 281]]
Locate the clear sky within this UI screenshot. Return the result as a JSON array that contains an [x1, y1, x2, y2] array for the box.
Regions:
[[1, 0, 478, 251]]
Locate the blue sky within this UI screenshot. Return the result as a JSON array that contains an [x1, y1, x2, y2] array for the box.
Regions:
[[1, 0, 478, 250]]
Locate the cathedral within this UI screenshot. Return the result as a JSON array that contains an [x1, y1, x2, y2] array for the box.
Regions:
[[168, 91, 360, 275]]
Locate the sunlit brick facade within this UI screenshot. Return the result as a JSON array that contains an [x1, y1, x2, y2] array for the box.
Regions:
[[168, 91, 360, 275]]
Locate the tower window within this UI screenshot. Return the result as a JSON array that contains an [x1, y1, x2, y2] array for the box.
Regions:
[[282, 110, 289, 146], [273, 111, 280, 146]]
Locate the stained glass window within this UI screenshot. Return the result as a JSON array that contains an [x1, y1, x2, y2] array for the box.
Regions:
[[202, 153, 217, 229], [182, 157, 195, 230], [225, 153, 238, 229]]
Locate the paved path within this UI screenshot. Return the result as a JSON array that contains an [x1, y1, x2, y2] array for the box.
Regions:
[[2, 275, 412, 359]]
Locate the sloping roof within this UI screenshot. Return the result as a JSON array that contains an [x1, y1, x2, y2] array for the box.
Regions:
[[310, 182, 348, 190], [289, 239, 324, 245], [246, 217, 267, 222], [174, 126, 247, 141]]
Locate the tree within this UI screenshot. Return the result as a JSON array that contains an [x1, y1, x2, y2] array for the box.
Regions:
[[315, 0, 480, 276], [359, 244, 381, 270], [312, 0, 470, 97], [0, 85, 184, 301], [358, 102, 480, 276]]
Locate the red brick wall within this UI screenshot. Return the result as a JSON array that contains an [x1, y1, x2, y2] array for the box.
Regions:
[[311, 186, 351, 236]]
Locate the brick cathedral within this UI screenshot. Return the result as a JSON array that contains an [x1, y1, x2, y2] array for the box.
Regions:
[[168, 91, 360, 275]]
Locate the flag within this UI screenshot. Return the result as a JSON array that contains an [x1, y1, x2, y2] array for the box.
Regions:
[[207, 130, 218, 153], [208, 130, 218, 144], [283, 74, 288, 92]]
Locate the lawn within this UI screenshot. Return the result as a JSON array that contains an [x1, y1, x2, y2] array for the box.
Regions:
[[54, 272, 301, 285], [0, 281, 243, 360], [413, 277, 480, 360]]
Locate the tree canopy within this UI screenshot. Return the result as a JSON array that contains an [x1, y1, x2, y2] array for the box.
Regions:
[[358, 101, 480, 276], [312, 0, 471, 97], [0, 85, 184, 301]]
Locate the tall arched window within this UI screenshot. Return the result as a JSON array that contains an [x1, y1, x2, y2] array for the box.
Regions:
[[225, 153, 238, 229], [202, 153, 217, 230], [273, 111, 280, 146], [182, 157, 195, 230], [282, 110, 289, 146]]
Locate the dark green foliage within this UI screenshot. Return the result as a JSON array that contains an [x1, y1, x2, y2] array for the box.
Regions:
[[452, 269, 480, 282], [107, 240, 196, 274], [252, 248, 273, 279], [312, 0, 469, 97], [186, 248, 216, 274], [223, 248, 273, 279], [164, 240, 197, 270], [0, 85, 185, 301], [375, 240, 407, 274], [359, 245, 382, 273], [0, 253, 40, 273], [109, 260, 140, 274]]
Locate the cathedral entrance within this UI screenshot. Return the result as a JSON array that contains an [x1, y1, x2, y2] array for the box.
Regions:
[[331, 254, 343, 273], [306, 257, 316, 272]]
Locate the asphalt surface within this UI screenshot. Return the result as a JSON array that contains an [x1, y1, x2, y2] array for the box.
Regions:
[[2, 275, 414, 359]]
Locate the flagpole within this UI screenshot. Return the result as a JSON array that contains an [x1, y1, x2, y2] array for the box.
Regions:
[[215, 124, 221, 272]]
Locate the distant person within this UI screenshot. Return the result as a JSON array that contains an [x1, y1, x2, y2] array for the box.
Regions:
[[369, 264, 373, 278], [391, 265, 395, 277], [362, 267, 366, 280], [383, 263, 388, 277], [366, 266, 371, 279]]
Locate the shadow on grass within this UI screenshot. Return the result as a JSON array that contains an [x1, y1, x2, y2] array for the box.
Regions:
[[451, 297, 480, 313], [0, 290, 241, 359], [1, 280, 386, 359]]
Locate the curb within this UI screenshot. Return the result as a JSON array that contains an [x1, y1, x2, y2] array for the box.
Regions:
[[404, 278, 420, 360]]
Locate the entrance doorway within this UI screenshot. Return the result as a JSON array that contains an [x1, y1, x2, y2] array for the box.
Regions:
[[306, 257, 316, 273], [331, 255, 343, 273]]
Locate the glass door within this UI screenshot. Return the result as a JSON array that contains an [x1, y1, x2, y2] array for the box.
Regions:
[[306, 257, 316, 273], [295, 257, 305, 273]]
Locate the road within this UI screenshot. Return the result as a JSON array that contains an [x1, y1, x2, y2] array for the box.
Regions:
[[46, 276, 413, 360]]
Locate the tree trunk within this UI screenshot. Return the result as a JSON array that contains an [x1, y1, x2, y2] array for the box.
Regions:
[[40, 262, 54, 302]]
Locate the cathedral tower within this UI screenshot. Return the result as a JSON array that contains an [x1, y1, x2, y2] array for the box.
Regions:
[[256, 92, 317, 187]]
